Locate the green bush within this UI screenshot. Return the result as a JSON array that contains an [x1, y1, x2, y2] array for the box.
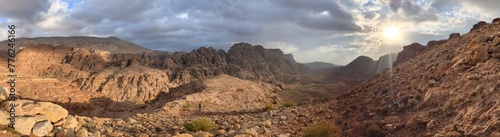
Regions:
[[365, 124, 381, 137], [182, 104, 191, 111], [282, 101, 295, 107], [263, 105, 273, 112], [302, 123, 342, 137], [184, 117, 215, 132]]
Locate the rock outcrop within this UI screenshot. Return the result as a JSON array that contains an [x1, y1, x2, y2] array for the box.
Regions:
[[394, 43, 429, 66]]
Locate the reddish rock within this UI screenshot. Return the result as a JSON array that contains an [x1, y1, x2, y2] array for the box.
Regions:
[[394, 43, 429, 65]]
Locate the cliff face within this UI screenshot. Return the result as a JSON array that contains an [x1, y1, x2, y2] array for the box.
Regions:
[[394, 43, 430, 66], [7, 41, 309, 103]]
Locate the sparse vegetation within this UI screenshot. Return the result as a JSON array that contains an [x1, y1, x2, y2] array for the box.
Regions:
[[414, 92, 422, 100], [282, 101, 296, 107], [184, 117, 216, 132], [365, 124, 382, 137], [182, 104, 191, 111], [302, 122, 342, 137], [263, 105, 273, 112]]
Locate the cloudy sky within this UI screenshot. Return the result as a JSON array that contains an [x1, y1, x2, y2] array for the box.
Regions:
[[0, 0, 498, 65]]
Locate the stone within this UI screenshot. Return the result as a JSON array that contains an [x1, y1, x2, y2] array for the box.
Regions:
[[384, 124, 394, 130], [53, 118, 66, 126], [195, 132, 212, 137], [262, 120, 271, 128], [278, 133, 291, 137], [21, 103, 42, 116], [14, 117, 36, 135], [0, 110, 10, 125], [216, 129, 226, 135], [237, 127, 258, 136], [232, 124, 241, 130], [38, 102, 69, 122], [76, 128, 89, 137], [32, 121, 53, 137], [92, 131, 101, 137], [128, 118, 138, 124], [174, 133, 193, 137], [279, 116, 287, 121], [0, 86, 8, 102], [56, 128, 76, 137], [33, 115, 48, 122], [63, 115, 78, 129]]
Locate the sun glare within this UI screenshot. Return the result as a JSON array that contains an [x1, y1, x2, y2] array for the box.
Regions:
[[382, 26, 399, 40]]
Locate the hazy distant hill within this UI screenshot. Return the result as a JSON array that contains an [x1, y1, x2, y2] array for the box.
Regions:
[[0, 36, 151, 53], [304, 61, 340, 72]]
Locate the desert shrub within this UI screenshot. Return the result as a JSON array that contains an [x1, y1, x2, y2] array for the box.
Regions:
[[184, 117, 215, 132], [365, 124, 381, 137], [377, 105, 389, 116], [282, 101, 296, 107], [302, 123, 342, 137], [414, 92, 422, 100], [263, 105, 273, 112], [182, 104, 191, 111]]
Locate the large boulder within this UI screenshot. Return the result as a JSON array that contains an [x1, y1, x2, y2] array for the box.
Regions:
[[14, 117, 36, 135], [32, 120, 53, 137], [38, 102, 68, 122]]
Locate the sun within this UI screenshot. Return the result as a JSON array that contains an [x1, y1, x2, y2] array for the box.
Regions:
[[382, 26, 399, 40]]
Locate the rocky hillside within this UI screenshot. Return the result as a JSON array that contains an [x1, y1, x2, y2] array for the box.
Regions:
[[335, 18, 500, 136], [1, 42, 309, 104]]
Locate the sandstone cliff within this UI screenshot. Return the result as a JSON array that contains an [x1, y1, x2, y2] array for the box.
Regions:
[[2, 40, 309, 103]]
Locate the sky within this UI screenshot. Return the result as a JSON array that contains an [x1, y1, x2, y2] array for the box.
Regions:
[[0, 0, 499, 65]]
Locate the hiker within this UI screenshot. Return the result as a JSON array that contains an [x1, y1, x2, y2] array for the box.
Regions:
[[198, 103, 202, 112]]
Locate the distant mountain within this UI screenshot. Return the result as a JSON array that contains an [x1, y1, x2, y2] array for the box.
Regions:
[[0, 36, 152, 53], [304, 61, 340, 70], [328, 53, 397, 81]]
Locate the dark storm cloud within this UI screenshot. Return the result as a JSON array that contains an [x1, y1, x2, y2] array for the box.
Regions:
[[71, 0, 155, 23], [388, 0, 440, 22], [0, 0, 51, 22]]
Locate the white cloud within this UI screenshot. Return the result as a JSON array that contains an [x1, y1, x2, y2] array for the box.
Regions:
[[176, 13, 189, 20]]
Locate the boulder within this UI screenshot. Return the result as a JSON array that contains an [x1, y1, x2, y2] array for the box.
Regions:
[[76, 128, 89, 137], [63, 115, 78, 129], [32, 121, 53, 137], [0, 86, 8, 102], [14, 117, 36, 135], [38, 102, 68, 122], [0, 110, 10, 125]]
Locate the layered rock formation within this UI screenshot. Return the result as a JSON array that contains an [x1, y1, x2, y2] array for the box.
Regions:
[[2, 40, 309, 104], [394, 43, 429, 66]]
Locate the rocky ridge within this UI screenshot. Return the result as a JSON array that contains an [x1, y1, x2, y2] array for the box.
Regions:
[[335, 19, 500, 136]]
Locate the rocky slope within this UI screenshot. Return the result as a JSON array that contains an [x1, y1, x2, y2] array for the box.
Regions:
[[0, 36, 152, 53], [335, 18, 500, 137]]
